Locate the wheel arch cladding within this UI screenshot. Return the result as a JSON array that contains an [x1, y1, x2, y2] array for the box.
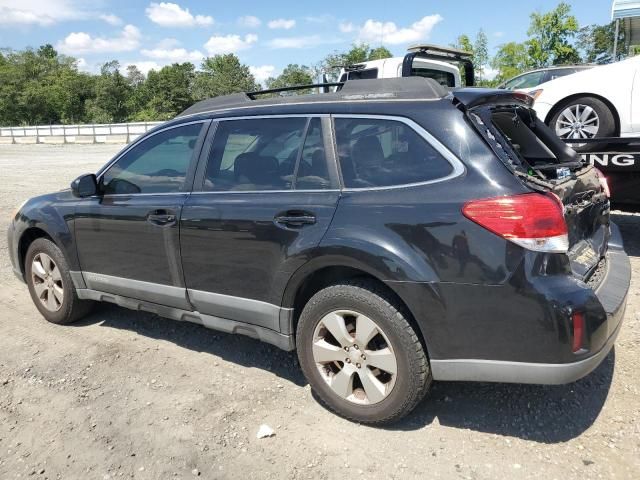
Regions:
[[283, 263, 434, 358], [546, 93, 620, 135], [18, 227, 55, 278]]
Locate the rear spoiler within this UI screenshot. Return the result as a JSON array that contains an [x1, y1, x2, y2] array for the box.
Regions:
[[451, 88, 535, 110], [403, 44, 474, 86]]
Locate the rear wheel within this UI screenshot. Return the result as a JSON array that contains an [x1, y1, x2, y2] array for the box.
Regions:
[[296, 280, 431, 424], [25, 238, 93, 324], [549, 96, 615, 152]]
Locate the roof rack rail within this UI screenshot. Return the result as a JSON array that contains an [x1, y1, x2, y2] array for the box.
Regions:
[[247, 82, 344, 98]]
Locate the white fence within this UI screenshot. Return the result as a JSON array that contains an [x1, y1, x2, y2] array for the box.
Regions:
[[0, 121, 163, 145]]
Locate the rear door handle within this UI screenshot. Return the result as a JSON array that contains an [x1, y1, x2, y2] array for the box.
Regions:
[[274, 211, 316, 228], [147, 210, 177, 226]]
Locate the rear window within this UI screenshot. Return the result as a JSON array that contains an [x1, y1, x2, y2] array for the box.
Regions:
[[334, 117, 454, 188], [346, 68, 378, 80], [471, 105, 581, 180], [411, 67, 455, 87]]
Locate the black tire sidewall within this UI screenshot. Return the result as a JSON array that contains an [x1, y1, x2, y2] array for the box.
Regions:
[[550, 96, 615, 152], [25, 238, 81, 324], [296, 283, 429, 423]]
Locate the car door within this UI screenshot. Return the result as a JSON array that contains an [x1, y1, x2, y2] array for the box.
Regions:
[[180, 116, 340, 332], [74, 120, 209, 309]]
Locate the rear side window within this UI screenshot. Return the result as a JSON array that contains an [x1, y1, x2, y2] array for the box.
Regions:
[[334, 118, 453, 188], [294, 118, 332, 190], [101, 123, 203, 194], [203, 117, 331, 191]]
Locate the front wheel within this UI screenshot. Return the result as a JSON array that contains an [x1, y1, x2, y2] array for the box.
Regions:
[[25, 238, 93, 324], [549, 96, 616, 152], [296, 280, 431, 424]]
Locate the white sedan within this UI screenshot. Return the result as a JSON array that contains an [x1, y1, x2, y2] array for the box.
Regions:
[[527, 55, 640, 150]]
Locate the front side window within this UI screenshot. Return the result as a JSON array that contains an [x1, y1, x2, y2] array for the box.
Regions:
[[334, 117, 453, 188], [101, 123, 203, 194], [204, 117, 329, 191]]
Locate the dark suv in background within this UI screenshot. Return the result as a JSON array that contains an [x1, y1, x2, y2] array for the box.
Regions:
[[8, 78, 630, 424]]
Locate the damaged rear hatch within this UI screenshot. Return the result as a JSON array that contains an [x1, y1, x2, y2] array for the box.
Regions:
[[453, 89, 611, 284]]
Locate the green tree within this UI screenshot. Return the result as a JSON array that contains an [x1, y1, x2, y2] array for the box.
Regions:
[[474, 29, 489, 82], [192, 54, 258, 100], [86, 61, 132, 123], [141, 63, 196, 120], [526, 2, 580, 67], [265, 64, 314, 93], [491, 41, 531, 83], [577, 21, 627, 63], [368, 46, 393, 61]]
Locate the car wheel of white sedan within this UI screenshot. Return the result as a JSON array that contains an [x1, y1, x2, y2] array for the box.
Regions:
[[550, 96, 616, 152]]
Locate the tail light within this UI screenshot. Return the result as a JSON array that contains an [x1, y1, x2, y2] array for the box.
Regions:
[[571, 311, 585, 353], [462, 193, 568, 253], [595, 168, 610, 198]]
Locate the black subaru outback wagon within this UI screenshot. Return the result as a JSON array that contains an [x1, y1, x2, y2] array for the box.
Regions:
[[8, 78, 630, 424]]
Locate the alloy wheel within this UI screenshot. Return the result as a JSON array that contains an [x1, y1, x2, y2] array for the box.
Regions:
[[312, 309, 398, 405], [31, 252, 64, 312], [555, 104, 600, 146]]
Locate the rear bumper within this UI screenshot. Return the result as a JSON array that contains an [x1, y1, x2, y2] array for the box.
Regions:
[[430, 316, 622, 384], [430, 223, 629, 384]]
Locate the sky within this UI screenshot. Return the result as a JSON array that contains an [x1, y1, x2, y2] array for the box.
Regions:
[[0, 0, 614, 83]]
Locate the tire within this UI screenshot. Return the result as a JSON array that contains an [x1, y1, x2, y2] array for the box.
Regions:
[[549, 96, 616, 152], [25, 238, 93, 325], [296, 280, 431, 424]]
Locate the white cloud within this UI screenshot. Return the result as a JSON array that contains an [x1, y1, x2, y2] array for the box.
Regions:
[[357, 15, 443, 45], [100, 14, 122, 26], [141, 47, 204, 63], [493, 31, 504, 38], [204, 33, 257, 55], [304, 15, 333, 24], [74, 57, 94, 73], [268, 35, 340, 49], [155, 37, 181, 49], [0, 0, 86, 25], [57, 24, 141, 55], [268, 18, 296, 30], [480, 66, 499, 81], [249, 65, 276, 85], [146, 2, 213, 27], [238, 15, 261, 28], [339, 22, 354, 33]]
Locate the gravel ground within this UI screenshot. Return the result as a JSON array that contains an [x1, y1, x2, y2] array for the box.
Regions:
[[0, 144, 638, 480]]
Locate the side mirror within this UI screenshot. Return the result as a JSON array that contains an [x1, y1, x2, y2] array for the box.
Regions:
[[71, 174, 98, 198]]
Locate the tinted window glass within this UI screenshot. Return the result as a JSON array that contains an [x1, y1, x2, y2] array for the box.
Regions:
[[295, 118, 331, 190], [503, 71, 545, 90], [102, 123, 203, 194], [335, 118, 453, 188], [347, 68, 378, 80], [549, 68, 576, 81], [411, 68, 455, 87], [203, 118, 306, 191]]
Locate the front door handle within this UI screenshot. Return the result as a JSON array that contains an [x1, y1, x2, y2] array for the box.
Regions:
[[147, 210, 177, 226], [274, 211, 316, 228]]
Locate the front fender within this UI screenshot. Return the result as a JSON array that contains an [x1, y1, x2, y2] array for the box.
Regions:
[[10, 190, 79, 277]]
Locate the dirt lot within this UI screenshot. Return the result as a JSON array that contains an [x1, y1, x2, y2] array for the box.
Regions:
[[0, 144, 638, 479]]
